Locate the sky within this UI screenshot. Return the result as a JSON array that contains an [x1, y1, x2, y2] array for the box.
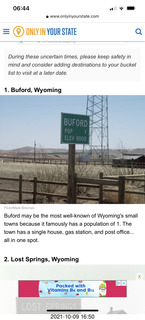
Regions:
[[0, 95, 145, 150]]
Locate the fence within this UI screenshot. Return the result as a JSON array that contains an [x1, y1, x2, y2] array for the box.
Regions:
[[0, 172, 133, 204], [2, 155, 145, 168], [0, 155, 112, 166], [103, 173, 145, 201]]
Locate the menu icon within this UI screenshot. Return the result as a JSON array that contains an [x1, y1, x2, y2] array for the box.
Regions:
[[3, 28, 10, 35]]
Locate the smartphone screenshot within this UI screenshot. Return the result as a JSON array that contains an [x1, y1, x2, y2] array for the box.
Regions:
[[0, 1, 145, 318]]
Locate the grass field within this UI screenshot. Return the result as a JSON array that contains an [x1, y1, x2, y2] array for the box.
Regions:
[[0, 162, 145, 204]]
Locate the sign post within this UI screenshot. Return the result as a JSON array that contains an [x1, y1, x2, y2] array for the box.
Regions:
[[68, 144, 76, 203], [61, 112, 89, 203]]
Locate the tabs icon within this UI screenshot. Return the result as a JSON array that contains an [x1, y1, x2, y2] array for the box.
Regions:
[[13, 26, 24, 37]]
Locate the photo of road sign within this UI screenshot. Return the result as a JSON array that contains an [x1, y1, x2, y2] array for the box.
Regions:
[[61, 112, 89, 144]]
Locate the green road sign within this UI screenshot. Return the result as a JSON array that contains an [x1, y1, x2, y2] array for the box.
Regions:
[[61, 112, 89, 144]]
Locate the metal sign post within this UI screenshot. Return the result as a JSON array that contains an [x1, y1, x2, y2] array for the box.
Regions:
[[61, 112, 89, 203]]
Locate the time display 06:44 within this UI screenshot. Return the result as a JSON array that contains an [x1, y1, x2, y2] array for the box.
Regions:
[[13, 6, 30, 11]]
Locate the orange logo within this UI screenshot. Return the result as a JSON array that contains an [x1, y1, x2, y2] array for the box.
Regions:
[[13, 26, 24, 37]]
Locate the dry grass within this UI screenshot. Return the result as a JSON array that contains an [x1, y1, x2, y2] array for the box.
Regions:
[[103, 188, 145, 204], [0, 162, 145, 203]]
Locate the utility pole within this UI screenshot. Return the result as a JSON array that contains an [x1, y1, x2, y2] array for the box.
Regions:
[[34, 140, 36, 162]]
